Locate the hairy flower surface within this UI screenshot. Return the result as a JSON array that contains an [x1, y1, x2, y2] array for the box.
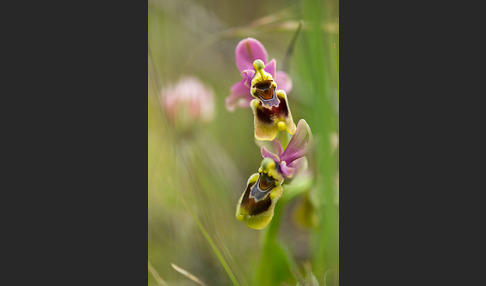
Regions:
[[226, 38, 292, 111], [260, 119, 312, 178]]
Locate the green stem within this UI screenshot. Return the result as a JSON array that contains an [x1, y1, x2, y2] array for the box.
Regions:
[[255, 201, 288, 285]]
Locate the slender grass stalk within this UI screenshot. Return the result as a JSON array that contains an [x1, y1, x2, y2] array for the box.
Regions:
[[148, 260, 169, 286], [282, 20, 303, 73], [171, 263, 208, 286], [173, 181, 241, 286], [297, 0, 339, 284]]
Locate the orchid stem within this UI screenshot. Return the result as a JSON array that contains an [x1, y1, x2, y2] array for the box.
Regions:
[[256, 199, 286, 285]]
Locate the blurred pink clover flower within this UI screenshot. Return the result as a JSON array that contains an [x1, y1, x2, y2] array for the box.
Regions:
[[160, 76, 215, 132]]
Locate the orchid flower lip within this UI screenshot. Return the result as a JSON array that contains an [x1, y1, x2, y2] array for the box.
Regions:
[[254, 80, 274, 99], [238, 174, 273, 216], [252, 90, 296, 141], [249, 172, 276, 202], [253, 81, 280, 108]]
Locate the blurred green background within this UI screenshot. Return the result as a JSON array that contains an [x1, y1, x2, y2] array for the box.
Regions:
[[148, 0, 338, 285]]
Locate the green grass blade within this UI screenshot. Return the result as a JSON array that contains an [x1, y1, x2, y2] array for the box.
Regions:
[[175, 186, 241, 286]]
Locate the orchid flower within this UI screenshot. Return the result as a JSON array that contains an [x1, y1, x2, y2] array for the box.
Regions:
[[226, 38, 292, 111], [236, 119, 312, 229]]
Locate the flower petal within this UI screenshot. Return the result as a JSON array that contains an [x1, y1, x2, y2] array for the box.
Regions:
[[226, 79, 253, 111], [251, 91, 296, 141], [275, 71, 293, 93], [254, 139, 284, 157], [279, 119, 312, 164], [271, 139, 284, 156], [280, 157, 307, 178], [275, 90, 297, 136], [261, 146, 280, 163], [279, 161, 296, 178], [251, 99, 278, 141], [249, 171, 276, 202], [241, 69, 255, 88], [235, 38, 268, 71], [265, 59, 276, 78], [236, 173, 283, 230], [253, 83, 280, 108], [287, 157, 308, 171]]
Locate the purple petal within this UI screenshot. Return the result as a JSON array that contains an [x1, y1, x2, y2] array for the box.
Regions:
[[275, 71, 292, 93], [235, 38, 268, 71], [265, 59, 276, 78], [242, 69, 255, 88], [279, 119, 312, 164], [279, 161, 296, 178], [286, 157, 307, 177], [225, 79, 253, 111], [270, 139, 284, 156], [261, 146, 281, 163], [254, 139, 283, 157]]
